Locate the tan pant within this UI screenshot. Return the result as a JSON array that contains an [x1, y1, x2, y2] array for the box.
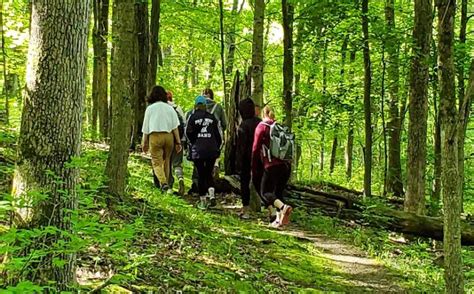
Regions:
[[149, 132, 174, 186]]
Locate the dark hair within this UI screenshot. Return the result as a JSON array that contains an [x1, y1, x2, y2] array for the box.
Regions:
[[148, 86, 168, 104], [202, 88, 214, 100]]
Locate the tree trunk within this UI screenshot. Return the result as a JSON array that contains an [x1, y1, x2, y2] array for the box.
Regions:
[[457, 0, 468, 212], [329, 136, 338, 174], [132, 1, 149, 150], [251, 0, 265, 107], [148, 0, 161, 91], [380, 46, 388, 195], [218, 0, 227, 103], [384, 0, 403, 197], [1, 2, 8, 125], [431, 36, 441, 215], [105, 0, 136, 198], [11, 0, 90, 288], [225, 0, 240, 82], [361, 0, 372, 198], [282, 0, 294, 130], [437, 0, 463, 292], [92, 0, 109, 139], [405, 0, 432, 214], [345, 50, 356, 179]]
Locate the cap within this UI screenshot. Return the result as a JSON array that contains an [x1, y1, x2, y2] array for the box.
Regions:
[[195, 95, 207, 105]]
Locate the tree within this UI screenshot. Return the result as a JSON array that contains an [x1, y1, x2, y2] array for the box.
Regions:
[[404, 0, 432, 214], [105, 0, 136, 198], [384, 0, 403, 197], [1, 1, 8, 125], [92, 0, 109, 139], [132, 0, 149, 148], [148, 0, 161, 91], [251, 0, 265, 107], [437, 0, 463, 291], [11, 0, 90, 288], [345, 49, 356, 179], [282, 0, 294, 130], [361, 0, 372, 198]]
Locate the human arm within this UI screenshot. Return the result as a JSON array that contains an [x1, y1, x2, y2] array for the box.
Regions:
[[172, 128, 182, 153], [142, 134, 149, 153], [251, 123, 264, 175]]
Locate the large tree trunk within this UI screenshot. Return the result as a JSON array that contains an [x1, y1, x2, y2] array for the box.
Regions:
[[251, 0, 265, 107], [132, 1, 149, 150], [105, 0, 136, 198], [11, 0, 90, 288], [225, 0, 240, 83], [147, 0, 161, 91], [457, 0, 468, 211], [384, 0, 403, 197], [437, 0, 463, 292], [404, 0, 432, 214], [431, 36, 441, 215], [92, 0, 109, 140], [282, 0, 294, 130], [361, 0, 372, 198], [345, 50, 356, 179]]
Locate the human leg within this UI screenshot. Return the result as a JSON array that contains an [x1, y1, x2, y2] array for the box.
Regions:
[[150, 133, 166, 186], [162, 133, 174, 189]]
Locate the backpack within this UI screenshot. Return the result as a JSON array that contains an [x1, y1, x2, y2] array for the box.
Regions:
[[172, 104, 185, 139], [261, 122, 295, 161]]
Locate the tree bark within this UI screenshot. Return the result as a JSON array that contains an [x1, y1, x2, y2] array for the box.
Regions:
[[105, 0, 136, 198], [405, 0, 432, 214], [92, 0, 109, 139], [218, 0, 227, 104], [384, 0, 403, 197], [361, 0, 372, 198], [437, 0, 463, 292], [431, 36, 441, 215], [329, 136, 338, 174], [147, 0, 161, 91], [132, 1, 149, 149], [251, 0, 265, 107], [345, 50, 356, 179], [225, 0, 240, 81], [11, 0, 90, 288], [457, 0, 468, 211], [282, 0, 294, 130]]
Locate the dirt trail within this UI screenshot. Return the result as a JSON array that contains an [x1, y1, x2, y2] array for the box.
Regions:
[[278, 228, 405, 292]]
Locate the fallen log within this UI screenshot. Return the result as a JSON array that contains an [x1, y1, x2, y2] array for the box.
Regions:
[[219, 175, 474, 246]]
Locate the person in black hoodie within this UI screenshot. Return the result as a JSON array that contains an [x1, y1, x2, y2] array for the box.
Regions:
[[186, 95, 222, 208], [236, 98, 261, 219]]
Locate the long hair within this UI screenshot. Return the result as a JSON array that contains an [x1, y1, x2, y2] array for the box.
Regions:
[[202, 88, 214, 100]]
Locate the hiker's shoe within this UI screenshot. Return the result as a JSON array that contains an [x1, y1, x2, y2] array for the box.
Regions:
[[161, 184, 170, 193], [270, 219, 281, 228], [167, 188, 174, 195], [208, 197, 217, 208], [198, 196, 208, 210], [178, 179, 185, 196], [280, 204, 293, 226], [268, 206, 277, 222]]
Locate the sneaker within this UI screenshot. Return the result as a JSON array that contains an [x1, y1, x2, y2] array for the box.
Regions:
[[268, 207, 277, 223], [270, 219, 281, 228], [161, 184, 170, 193], [167, 188, 174, 195], [208, 197, 217, 208], [198, 196, 208, 210], [178, 179, 185, 196], [280, 204, 293, 226]]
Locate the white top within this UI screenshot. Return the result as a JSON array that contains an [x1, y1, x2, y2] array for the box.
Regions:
[[142, 101, 180, 134]]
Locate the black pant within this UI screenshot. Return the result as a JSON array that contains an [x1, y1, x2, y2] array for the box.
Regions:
[[260, 163, 291, 207], [194, 158, 216, 196], [240, 164, 251, 206]]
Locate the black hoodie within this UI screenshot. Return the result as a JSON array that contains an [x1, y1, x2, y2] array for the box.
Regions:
[[186, 109, 222, 160], [236, 98, 261, 171]]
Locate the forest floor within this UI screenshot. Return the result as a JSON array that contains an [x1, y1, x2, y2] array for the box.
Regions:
[[1, 130, 473, 292]]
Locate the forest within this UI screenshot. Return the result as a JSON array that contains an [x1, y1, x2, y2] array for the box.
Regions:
[[0, 0, 473, 292]]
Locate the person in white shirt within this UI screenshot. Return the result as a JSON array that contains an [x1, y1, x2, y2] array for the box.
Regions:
[[142, 86, 182, 192]]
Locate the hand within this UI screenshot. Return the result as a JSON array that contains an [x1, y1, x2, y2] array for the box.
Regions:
[[175, 144, 182, 153], [142, 144, 149, 154]]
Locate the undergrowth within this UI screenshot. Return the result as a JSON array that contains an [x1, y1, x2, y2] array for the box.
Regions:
[[0, 134, 472, 292]]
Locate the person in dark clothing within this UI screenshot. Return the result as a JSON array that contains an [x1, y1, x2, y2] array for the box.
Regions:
[[186, 95, 222, 208], [252, 105, 293, 228], [236, 98, 261, 219]]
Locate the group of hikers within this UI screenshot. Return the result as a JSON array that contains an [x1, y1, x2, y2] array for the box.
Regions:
[[141, 85, 293, 228]]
